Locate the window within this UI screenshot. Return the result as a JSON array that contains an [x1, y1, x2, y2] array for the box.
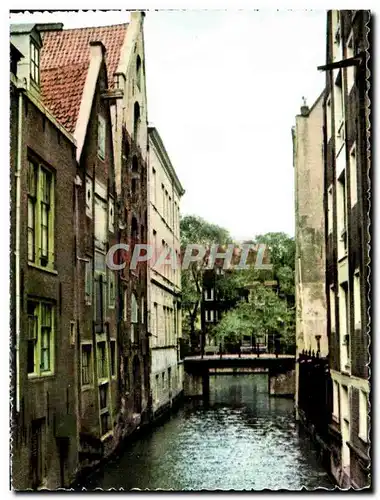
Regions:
[[205, 288, 214, 301], [155, 374, 159, 403], [81, 344, 93, 386], [346, 31, 355, 92], [27, 161, 37, 262], [99, 383, 111, 435], [327, 186, 333, 234], [337, 170, 347, 256], [161, 184, 165, 218], [131, 292, 138, 342], [132, 156, 138, 172], [334, 70, 345, 152], [30, 40, 40, 85], [141, 296, 145, 324], [27, 300, 54, 377], [97, 115, 106, 160], [341, 385, 349, 422], [108, 270, 115, 309], [85, 258, 93, 305], [85, 176, 93, 218], [123, 289, 128, 321], [354, 272, 361, 329], [133, 102, 140, 141], [110, 340, 116, 378], [329, 286, 336, 332], [95, 273, 106, 333], [136, 55, 142, 90], [152, 168, 156, 206], [95, 196, 107, 250], [205, 309, 214, 323], [40, 169, 52, 265], [359, 390, 368, 442], [97, 341, 108, 380], [350, 144, 357, 206], [332, 380, 340, 421], [326, 96, 332, 141], [108, 198, 114, 232], [27, 160, 55, 268], [340, 282, 350, 371], [162, 371, 165, 392]]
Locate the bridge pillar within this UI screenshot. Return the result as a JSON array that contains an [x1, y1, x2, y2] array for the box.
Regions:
[[268, 368, 295, 397]]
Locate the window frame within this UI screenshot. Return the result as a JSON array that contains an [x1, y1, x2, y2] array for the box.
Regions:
[[81, 342, 94, 388], [27, 300, 55, 378], [30, 40, 40, 85], [27, 158, 55, 270]]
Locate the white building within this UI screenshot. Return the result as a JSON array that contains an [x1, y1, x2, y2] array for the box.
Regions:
[[148, 126, 185, 418]]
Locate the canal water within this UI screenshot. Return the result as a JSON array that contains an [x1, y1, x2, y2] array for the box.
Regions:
[[82, 374, 334, 491]]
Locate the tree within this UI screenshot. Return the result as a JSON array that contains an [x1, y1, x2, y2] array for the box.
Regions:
[[212, 284, 295, 354], [180, 215, 233, 349]]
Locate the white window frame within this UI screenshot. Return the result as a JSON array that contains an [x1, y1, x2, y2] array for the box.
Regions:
[[358, 390, 368, 442], [205, 309, 214, 323], [205, 288, 214, 301], [349, 143, 357, 207], [327, 185, 333, 234]]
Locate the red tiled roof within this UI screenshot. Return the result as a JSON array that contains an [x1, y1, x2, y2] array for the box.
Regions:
[[40, 24, 128, 133]]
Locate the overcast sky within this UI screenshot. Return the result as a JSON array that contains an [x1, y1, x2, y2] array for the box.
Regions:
[[10, 9, 326, 241]]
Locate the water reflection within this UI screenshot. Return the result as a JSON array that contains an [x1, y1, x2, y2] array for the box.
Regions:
[[82, 374, 334, 491]]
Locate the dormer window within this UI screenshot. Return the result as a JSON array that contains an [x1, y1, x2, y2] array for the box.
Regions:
[[30, 40, 40, 85]]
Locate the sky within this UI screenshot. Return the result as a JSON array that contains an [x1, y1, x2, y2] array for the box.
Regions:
[[10, 9, 327, 241]]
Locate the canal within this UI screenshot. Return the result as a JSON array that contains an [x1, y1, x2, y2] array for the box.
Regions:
[[82, 374, 334, 491]]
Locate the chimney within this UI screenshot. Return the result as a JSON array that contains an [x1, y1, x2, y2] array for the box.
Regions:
[[300, 96, 309, 116]]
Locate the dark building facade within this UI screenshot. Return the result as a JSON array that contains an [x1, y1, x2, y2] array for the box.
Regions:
[[10, 30, 78, 489], [321, 10, 370, 488], [11, 17, 152, 489]]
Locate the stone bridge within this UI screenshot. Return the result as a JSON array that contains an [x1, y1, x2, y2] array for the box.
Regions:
[[183, 354, 296, 398]]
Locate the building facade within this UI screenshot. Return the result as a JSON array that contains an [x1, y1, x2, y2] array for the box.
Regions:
[[292, 92, 332, 470], [10, 26, 79, 489], [148, 126, 185, 419], [320, 10, 370, 488], [11, 13, 154, 489]]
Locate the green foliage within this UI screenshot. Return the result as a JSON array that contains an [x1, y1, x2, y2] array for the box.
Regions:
[[180, 215, 233, 343], [212, 284, 295, 352]]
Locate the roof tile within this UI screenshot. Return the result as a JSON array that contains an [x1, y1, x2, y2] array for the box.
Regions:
[[40, 24, 128, 133]]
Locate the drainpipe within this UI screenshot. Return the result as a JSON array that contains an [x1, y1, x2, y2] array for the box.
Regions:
[[15, 88, 24, 413], [74, 174, 82, 461]]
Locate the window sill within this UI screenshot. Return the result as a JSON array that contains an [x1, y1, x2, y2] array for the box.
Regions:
[[28, 372, 55, 381], [81, 384, 94, 392], [28, 262, 57, 275], [98, 378, 109, 386]]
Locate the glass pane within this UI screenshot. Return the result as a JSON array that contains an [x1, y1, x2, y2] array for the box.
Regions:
[[27, 340, 36, 373], [40, 328, 50, 371], [28, 163, 36, 195]]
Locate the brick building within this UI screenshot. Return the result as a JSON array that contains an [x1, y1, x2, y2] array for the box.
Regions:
[[39, 13, 151, 467], [319, 10, 370, 488], [10, 26, 78, 489], [11, 13, 152, 488]]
